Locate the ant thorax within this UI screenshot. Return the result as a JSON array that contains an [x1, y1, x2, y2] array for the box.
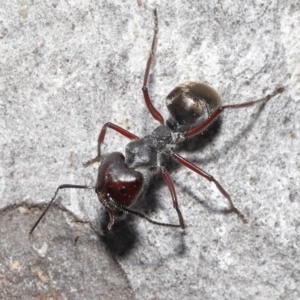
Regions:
[[125, 125, 173, 169]]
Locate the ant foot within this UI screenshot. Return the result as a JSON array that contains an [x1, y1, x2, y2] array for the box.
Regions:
[[83, 156, 101, 168]]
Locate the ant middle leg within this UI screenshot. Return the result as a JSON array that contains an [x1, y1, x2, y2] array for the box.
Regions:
[[141, 8, 164, 125], [172, 152, 248, 223], [183, 87, 284, 138], [83, 122, 139, 167]]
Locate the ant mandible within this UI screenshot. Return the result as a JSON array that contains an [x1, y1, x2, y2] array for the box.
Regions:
[[30, 9, 284, 234]]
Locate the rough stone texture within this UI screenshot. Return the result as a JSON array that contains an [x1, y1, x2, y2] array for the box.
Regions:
[[1, 0, 300, 299], [0, 206, 133, 299]]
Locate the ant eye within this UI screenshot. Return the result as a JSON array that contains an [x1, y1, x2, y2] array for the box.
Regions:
[[119, 186, 127, 195]]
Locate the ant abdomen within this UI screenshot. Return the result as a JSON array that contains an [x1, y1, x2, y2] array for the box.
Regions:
[[166, 81, 222, 132]]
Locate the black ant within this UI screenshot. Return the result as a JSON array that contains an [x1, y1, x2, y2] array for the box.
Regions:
[[30, 9, 284, 234]]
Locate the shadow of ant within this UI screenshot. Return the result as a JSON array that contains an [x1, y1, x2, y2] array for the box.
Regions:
[[98, 211, 139, 257]]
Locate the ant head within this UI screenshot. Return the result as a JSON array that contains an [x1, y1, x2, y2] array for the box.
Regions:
[[96, 152, 144, 209], [166, 81, 222, 133]]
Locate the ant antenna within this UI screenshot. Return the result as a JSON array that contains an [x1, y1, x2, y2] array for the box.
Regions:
[[30, 184, 94, 234]]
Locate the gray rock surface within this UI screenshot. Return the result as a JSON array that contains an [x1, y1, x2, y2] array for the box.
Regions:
[[1, 0, 299, 299]]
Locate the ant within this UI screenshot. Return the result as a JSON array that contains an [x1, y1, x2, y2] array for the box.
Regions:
[[30, 9, 284, 234]]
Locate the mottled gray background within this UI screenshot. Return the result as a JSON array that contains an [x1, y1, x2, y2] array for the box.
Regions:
[[1, 0, 300, 299]]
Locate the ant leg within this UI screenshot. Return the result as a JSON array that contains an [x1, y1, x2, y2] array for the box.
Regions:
[[142, 8, 164, 125], [121, 207, 182, 228], [160, 166, 185, 229], [83, 122, 139, 167], [30, 184, 94, 234], [183, 87, 284, 138], [172, 152, 248, 223]]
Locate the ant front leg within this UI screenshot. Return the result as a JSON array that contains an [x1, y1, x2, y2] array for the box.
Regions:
[[142, 8, 164, 125], [172, 152, 247, 223], [83, 122, 139, 167], [160, 167, 185, 229], [121, 206, 182, 228], [183, 87, 284, 138]]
